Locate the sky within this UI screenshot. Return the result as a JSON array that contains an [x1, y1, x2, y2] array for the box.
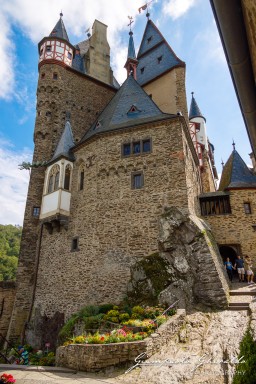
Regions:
[[0, 0, 252, 225]]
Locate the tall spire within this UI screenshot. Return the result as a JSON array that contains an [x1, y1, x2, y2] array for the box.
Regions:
[[124, 17, 138, 79], [189, 92, 206, 122], [50, 13, 69, 42]]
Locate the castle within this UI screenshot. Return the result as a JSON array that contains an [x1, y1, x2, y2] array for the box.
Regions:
[[3, 12, 256, 349]]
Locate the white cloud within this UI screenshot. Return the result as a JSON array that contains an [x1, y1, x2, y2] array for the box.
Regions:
[[0, 137, 32, 225], [163, 0, 197, 20], [0, 11, 15, 99], [0, 0, 145, 99]]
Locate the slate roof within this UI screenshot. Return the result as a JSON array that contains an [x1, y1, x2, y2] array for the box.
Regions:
[[136, 20, 185, 86], [189, 94, 206, 122], [50, 120, 75, 163], [127, 31, 136, 60], [219, 149, 256, 190], [50, 16, 69, 42], [80, 74, 175, 143]]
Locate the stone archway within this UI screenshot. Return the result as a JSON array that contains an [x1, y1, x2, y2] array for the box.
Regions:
[[219, 245, 238, 267]]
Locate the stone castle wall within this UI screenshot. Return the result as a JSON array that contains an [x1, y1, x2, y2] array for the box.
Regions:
[[202, 189, 256, 265], [32, 118, 194, 319], [0, 281, 16, 343], [201, 152, 216, 193], [143, 67, 188, 123], [7, 64, 116, 343]]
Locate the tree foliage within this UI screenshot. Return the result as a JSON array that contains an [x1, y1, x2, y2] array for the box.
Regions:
[[233, 328, 256, 384], [0, 224, 22, 281]]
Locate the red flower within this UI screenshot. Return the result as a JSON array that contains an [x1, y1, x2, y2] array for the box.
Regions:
[[100, 336, 105, 341]]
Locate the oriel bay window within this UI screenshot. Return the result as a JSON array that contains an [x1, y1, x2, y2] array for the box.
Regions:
[[48, 165, 60, 193], [200, 194, 231, 216]]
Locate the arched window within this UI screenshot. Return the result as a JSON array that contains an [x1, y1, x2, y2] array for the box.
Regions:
[[64, 164, 71, 190], [47, 164, 60, 193]]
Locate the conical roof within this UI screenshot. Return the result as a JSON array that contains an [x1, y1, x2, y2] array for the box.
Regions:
[[136, 19, 184, 86], [219, 149, 256, 190], [189, 93, 206, 122], [80, 74, 175, 143], [50, 14, 69, 42], [51, 120, 75, 162], [127, 31, 136, 60]]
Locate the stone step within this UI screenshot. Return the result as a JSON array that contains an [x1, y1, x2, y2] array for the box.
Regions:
[[228, 307, 249, 311], [229, 302, 250, 307], [230, 291, 256, 296]]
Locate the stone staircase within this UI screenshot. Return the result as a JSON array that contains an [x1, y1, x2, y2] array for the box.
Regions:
[[228, 282, 256, 311]]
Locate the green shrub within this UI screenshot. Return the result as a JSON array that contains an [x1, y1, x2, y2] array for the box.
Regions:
[[98, 304, 114, 314], [233, 328, 256, 384], [119, 313, 130, 323]]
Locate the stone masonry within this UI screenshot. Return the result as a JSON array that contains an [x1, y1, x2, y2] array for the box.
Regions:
[[203, 188, 256, 266], [0, 281, 16, 344]]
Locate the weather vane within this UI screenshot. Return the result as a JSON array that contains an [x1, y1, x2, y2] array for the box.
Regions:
[[128, 16, 134, 31], [138, 1, 153, 19]]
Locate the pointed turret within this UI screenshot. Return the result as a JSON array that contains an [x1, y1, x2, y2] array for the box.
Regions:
[[50, 12, 69, 41], [219, 147, 256, 190], [189, 92, 208, 150], [189, 92, 206, 122], [38, 13, 75, 69], [50, 119, 75, 163], [136, 19, 184, 87], [124, 30, 138, 79]]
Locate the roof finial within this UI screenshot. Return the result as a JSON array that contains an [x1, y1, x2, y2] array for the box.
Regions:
[[60, 10, 63, 18], [191, 91, 194, 97], [128, 16, 134, 32], [232, 140, 236, 151], [221, 159, 224, 169]]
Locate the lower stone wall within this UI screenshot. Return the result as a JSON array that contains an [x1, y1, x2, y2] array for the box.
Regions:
[[0, 281, 16, 344], [56, 310, 186, 372]]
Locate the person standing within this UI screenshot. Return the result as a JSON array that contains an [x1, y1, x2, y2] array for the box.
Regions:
[[234, 255, 245, 282], [244, 256, 254, 284], [224, 257, 234, 282]]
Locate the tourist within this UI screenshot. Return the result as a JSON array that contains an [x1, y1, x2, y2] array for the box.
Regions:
[[234, 255, 245, 282], [244, 256, 254, 284], [17, 346, 29, 365], [224, 257, 234, 281]]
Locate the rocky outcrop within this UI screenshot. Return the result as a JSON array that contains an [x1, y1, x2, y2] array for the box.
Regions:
[[127, 207, 229, 310]]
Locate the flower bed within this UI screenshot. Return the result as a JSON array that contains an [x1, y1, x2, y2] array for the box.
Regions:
[[0, 373, 16, 383], [60, 304, 176, 346]]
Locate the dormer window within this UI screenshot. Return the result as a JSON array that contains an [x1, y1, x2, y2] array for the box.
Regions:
[[140, 67, 145, 74], [94, 120, 101, 130], [157, 55, 163, 64], [127, 105, 141, 116], [147, 36, 153, 44], [51, 30, 57, 36]]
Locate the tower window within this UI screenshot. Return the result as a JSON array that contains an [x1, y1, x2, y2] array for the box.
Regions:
[[64, 165, 71, 190], [140, 67, 145, 74], [147, 36, 153, 44], [123, 143, 131, 156], [48, 165, 60, 193], [71, 237, 79, 251], [244, 202, 252, 214], [41, 73, 45, 79], [142, 139, 151, 153], [53, 73, 58, 80], [32, 207, 40, 217], [46, 45, 51, 52], [79, 170, 84, 190], [157, 56, 163, 64], [132, 172, 144, 189], [67, 52, 72, 60], [133, 141, 141, 154], [45, 111, 51, 117]]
